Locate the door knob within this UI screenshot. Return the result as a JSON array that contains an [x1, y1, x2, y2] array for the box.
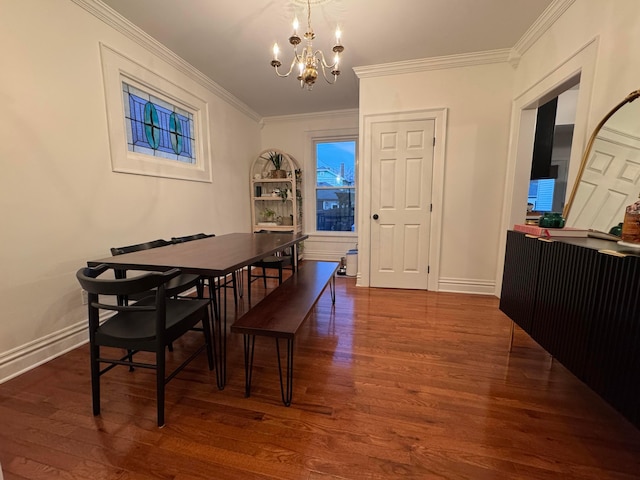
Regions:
[[372, 214, 379, 220]]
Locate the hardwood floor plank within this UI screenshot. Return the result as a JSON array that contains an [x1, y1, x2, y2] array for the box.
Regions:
[[1, 273, 640, 479]]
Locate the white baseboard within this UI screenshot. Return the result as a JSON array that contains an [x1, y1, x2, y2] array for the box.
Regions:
[[0, 321, 88, 384], [0, 285, 203, 384], [437, 277, 496, 295]]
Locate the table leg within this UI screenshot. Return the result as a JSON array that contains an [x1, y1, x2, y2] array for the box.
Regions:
[[209, 275, 227, 390], [237, 269, 244, 298], [292, 244, 298, 272], [247, 265, 252, 305], [221, 275, 228, 388]]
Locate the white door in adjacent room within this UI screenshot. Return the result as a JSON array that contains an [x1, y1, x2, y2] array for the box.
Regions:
[[567, 127, 640, 231]]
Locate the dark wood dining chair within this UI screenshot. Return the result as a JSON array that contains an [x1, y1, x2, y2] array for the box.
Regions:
[[75, 264, 214, 427], [111, 239, 204, 305], [171, 233, 241, 306], [248, 231, 295, 290], [249, 253, 293, 288]]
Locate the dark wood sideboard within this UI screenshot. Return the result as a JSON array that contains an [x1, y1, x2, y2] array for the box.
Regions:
[[500, 230, 640, 429]]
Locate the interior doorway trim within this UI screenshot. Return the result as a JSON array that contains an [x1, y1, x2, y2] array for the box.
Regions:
[[359, 108, 447, 290], [495, 37, 599, 295]]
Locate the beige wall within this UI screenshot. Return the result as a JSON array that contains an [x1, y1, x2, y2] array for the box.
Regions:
[[357, 62, 515, 293], [498, 0, 640, 293], [357, 0, 640, 295], [0, 0, 260, 381], [260, 110, 359, 260]]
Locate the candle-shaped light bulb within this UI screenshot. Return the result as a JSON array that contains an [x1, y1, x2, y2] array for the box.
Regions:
[[335, 27, 342, 45], [298, 61, 304, 75], [293, 16, 299, 35], [272, 43, 279, 61], [334, 53, 340, 66]]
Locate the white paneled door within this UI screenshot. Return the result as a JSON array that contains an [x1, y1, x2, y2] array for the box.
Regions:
[[567, 127, 640, 231], [370, 119, 435, 289]]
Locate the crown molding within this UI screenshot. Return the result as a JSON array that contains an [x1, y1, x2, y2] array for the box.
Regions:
[[70, 0, 261, 122], [353, 49, 511, 79], [511, 0, 576, 59], [354, 0, 576, 78], [263, 108, 358, 123]]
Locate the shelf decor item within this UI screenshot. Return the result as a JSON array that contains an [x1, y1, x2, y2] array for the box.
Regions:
[[261, 207, 276, 222], [538, 212, 565, 228], [278, 188, 289, 202], [279, 214, 294, 226], [261, 151, 287, 178], [621, 195, 640, 244]]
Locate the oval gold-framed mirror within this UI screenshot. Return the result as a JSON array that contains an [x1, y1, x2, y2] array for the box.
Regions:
[[563, 89, 640, 232]]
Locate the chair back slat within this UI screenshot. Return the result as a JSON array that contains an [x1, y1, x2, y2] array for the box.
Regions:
[[110, 239, 171, 256], [91, 301, 156, 313], [76, 266, 180, 296], [171, 233, 214, 244]]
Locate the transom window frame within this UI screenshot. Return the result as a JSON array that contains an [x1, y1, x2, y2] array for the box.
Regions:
[[307, 131, 358, 236], [100, 43, 212, 183], [123, 82, 196, 163]]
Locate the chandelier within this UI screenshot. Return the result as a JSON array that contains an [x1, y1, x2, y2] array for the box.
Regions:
[[270, 0, 344, 89]]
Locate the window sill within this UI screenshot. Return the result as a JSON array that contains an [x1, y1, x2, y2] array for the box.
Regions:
[[308, 232, 357, 239]]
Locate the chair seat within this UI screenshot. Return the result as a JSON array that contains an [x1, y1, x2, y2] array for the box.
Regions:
[[124, 273, 201, 302], [254, 255, 290, 266], [165, 273, 201, 297], [248, 254, 293, 295], [96, 297, 210, 347]]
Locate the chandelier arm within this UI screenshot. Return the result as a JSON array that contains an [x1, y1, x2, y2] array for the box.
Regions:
[[315, 50, 338, 70], [273, 52, 303, 78], [319, 63, 338, 85], [314, 50, 340, 84]]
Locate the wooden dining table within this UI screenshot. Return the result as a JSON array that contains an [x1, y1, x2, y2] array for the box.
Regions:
[[87, 232, 308, 389]]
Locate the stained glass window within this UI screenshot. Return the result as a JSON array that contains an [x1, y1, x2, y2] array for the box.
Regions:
[[122, 82, 196, 164]]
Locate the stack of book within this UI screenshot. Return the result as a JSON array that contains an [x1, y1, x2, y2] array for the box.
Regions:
[[513, 224, 589, 238]]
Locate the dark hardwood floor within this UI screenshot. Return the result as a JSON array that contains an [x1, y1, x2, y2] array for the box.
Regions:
[[1, 272, 640, 479]]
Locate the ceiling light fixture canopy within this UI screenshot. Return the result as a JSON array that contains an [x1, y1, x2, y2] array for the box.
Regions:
[[270, 0, 344, 90]]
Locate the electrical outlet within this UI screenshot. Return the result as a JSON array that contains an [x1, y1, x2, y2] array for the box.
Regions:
[[80, 289, 88, 305]]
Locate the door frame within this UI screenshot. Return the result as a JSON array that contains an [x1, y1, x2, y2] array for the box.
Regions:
[[358, 108, 447, 290], [496, 38, 598, 296]]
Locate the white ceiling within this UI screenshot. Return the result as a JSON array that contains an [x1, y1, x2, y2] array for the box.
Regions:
[[100, 0, 554, 117]]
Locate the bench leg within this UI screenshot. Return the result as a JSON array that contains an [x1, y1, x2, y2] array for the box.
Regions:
[[275, 337, 294, 407], [242, 335, 256, 398]]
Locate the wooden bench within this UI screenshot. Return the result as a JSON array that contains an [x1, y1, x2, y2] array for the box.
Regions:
[[230, 261, 339, 406]]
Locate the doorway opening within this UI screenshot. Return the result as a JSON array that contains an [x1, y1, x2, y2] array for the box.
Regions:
[[527, 83, 580, 221]]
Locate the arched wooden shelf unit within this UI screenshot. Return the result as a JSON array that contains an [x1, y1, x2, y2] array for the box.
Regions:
[[250, 149, 303, 233]]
